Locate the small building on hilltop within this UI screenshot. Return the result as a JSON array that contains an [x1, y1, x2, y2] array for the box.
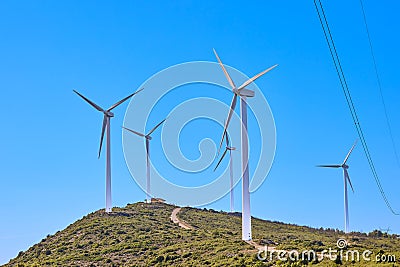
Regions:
[[151, 198, 166, 203]]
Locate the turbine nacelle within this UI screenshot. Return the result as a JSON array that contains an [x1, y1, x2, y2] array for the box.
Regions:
[[232, 88, 255, 97], [104, 110, 114, 117]]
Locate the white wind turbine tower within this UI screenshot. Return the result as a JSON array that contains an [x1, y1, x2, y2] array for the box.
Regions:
[[73, 88, 143, 213], [123, 118, 166, 203], [214, 131, 236, 212], [317, 140, 357, 234], [213, 49, 277, 241]]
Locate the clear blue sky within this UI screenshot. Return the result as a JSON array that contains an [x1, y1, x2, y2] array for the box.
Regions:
[[1, 0, 399, 264]]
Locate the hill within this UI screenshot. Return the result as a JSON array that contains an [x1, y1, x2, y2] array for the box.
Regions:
[[3, 202, 399, 266]]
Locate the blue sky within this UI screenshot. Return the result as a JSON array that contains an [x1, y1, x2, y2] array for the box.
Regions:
[[1, 0, 399, 264]]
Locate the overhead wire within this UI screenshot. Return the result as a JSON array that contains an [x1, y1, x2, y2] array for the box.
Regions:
[[313, 0, 398, 215], [359, 0, 400, 168]]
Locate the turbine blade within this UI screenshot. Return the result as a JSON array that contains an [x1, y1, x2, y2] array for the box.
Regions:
[[237, 64, 278, 91], [213, 48, 236, 89], [73, 90, 104, 112], [147, 118, 166, 136], [122, 126, 146, 138], [107, 88, 143, 111], [214, 148, 229, 171], [218, 94, 238, 155], [98, 115, 107, 158], [316, 164, 341, 168], [344, 169, 355, 193], [343, 139, 358, 165]]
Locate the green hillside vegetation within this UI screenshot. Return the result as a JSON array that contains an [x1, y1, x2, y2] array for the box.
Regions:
[[4, 202, 399, 266]]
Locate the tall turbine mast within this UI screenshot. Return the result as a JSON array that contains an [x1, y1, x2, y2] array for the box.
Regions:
[[213, 49, 277, 240], [74, 88, 143, 213]]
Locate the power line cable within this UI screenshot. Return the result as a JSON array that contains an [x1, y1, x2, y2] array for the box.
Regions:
[[313, 0, 398, 215], [359, 0, 400, 168], [316, 0, 397, 215]]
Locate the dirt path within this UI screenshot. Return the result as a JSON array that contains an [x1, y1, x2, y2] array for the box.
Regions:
[[169, 208, 331, 261], [245, 240, 276, 252], [170, 208, 272, 252], [170, 207, 194, 230], [169, 207, 337, 262]]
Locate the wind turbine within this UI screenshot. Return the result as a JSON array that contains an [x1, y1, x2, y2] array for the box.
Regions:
[[379, 227, 391, 234], [122, 118, 166, 203], [214, 131, 236, 212], [73, 88, 143, 213], [213, 49, 278, 241], [317, 140, 357, 234]]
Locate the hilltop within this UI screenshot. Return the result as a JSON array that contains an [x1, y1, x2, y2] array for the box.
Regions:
[[3, 202, 399, 266]]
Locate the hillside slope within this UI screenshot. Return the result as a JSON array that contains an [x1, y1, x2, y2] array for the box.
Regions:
[[4, 202, 399, 266]]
